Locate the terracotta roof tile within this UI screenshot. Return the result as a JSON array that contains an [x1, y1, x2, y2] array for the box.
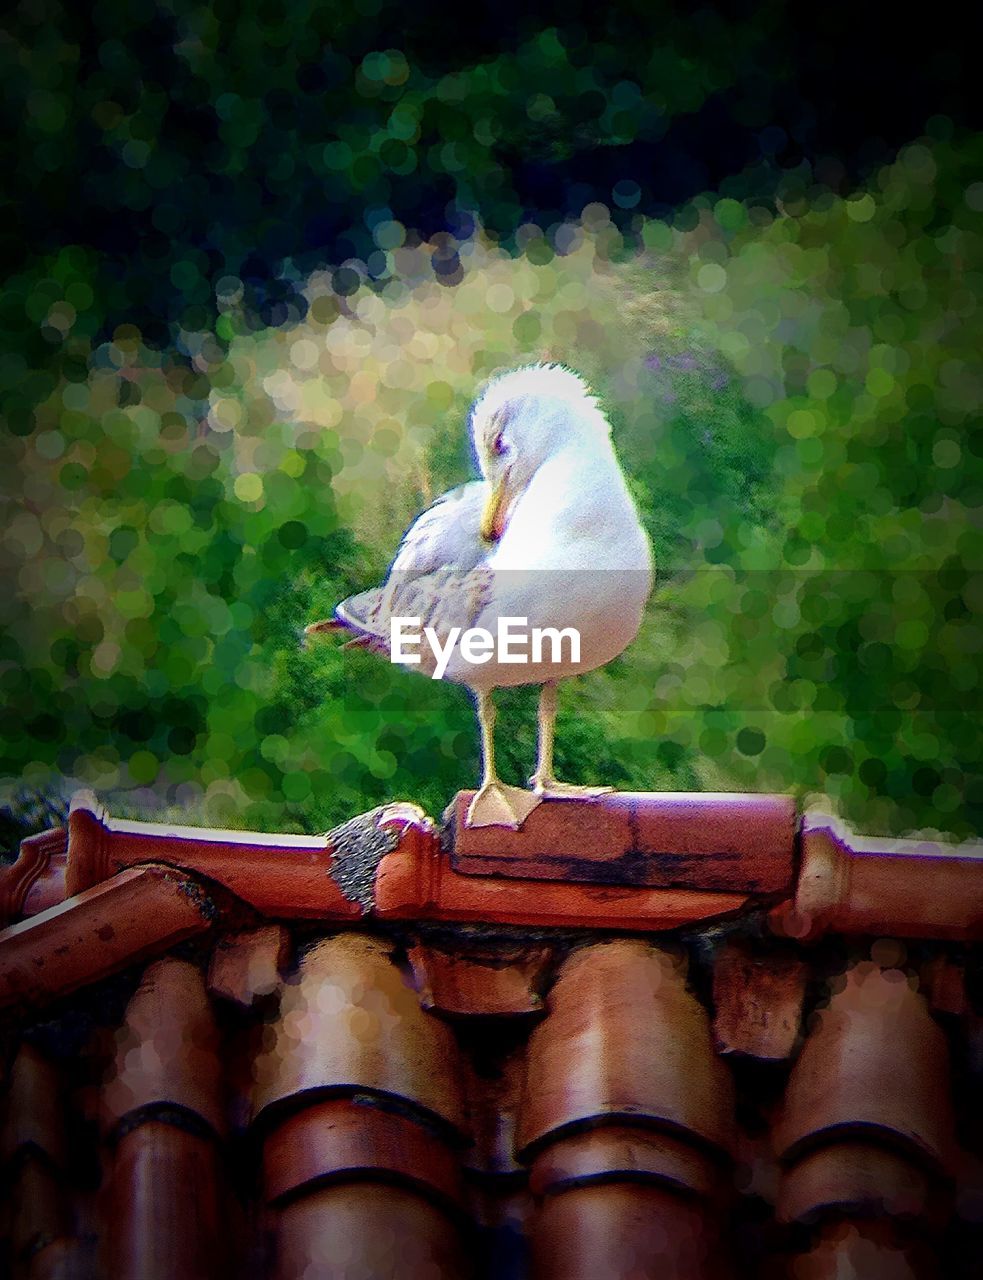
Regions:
[[104, 957, 225, 1136], [271, 1184, 469, 1280], [771, 813, 983, 942], [774, 963, 957, 1174], [261, 1096, 466, 1212], [776, 1140, 940, 1225], [528, 1125, 720, 1200], [250, 932, 467, 1136], [460, 1040, 528, 1178], [5, 1153, 70, 1271], [516, 940, 734, 1159], [0, 1044, 80, 1280], [450, 791, 796, 895], [207, 925, 290, 1009], [105, 1120, 228, 1280], [529, 1182, 727, 1280], [784, 1219, 936, 1280], [66, 797, 361, 920], [1, 1045, 67, 1170], [0, 827, 67, 927], [407, 940, 554, 1016], [1, 789, 979, 1277], [711, 938, 808, 1061], [919, 952, 969, 1018], [377, 831, 752, 929], [0, 865, 214, 1012]]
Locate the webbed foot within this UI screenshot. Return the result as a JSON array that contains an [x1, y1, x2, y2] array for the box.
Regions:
[[466, 781, 543, 829], [529, 775, 614, 800]]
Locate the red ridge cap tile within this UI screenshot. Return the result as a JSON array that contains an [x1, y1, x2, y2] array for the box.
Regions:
[[262, 1097, 466, 1211], [64, 792, 754, 931], [272, 1183, 469, 1280], [517, 941, 735, 1160], [105, 1119, 226, 1280], [776, 1140, 939, 1225], [0, 865, 213, 1012], [529, 1125, 720, 1200], [375, 835, 751, 931], [21, 846, 69, 923], [712, 938, 808, 1061], [251, 933, 467, 1136], [66, 792, 362, 919], [1, 1045, 66, 1170], [207, 925, 290, 1008], [771, 812, 983, 941], [450, 791, 796, 896], [0, 827, 66, 925], [407, 942, 553, 1016], [529, 1182, 727, 1280], [104, 957, 225, 1135], [775, 963, 957, 1174]]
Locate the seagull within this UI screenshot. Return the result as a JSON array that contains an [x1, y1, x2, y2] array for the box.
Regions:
[[307, 364, 653, 828]]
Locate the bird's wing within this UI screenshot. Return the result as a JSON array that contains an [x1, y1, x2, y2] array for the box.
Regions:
[[338, 566, 492, 637], [332, 482, 494, 660], [388, 481, 489, 577]]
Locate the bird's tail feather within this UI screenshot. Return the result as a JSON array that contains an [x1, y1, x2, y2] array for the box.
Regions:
[[304, 588, 389, 657]]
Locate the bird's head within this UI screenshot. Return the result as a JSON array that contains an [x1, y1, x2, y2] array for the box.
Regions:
[[469, 363, 611, 542]]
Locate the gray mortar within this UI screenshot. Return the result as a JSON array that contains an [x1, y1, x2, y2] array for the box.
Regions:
[[325, 808, 401, 912]]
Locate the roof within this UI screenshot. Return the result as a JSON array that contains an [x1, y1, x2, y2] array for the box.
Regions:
[[1, 789, 981, 1278]]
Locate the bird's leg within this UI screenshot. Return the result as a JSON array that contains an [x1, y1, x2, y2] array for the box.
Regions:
[[466, 689, 542, 829], [529, 681, 613, 799]]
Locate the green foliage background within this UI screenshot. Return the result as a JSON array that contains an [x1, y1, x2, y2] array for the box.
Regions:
[[1, 10, 980, 845]]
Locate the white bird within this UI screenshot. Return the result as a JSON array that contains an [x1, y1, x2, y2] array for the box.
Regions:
[[308, 364, 653, 828]]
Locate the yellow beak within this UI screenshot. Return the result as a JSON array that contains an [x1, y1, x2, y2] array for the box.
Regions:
[[481, 476, 508, 542]]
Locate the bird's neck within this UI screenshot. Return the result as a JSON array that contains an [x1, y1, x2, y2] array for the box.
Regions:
[[528, 440, 624, 511], [491, 442, 640, 571]]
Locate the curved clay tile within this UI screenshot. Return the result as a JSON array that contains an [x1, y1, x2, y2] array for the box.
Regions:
[[1, 1044, 66, 1170], [207, 925, 289, 1009], [786, 1220, 934, 1280], [251, 932, 466, 1135], [711, 938, 807, 1062], [0, 866, 214, 1012], [777, 1140, 936, 1225], [529, 1182, 726, 1280], [407, 941, 554, 1017], [0, 827, 66, 925], [103, 958, 224, 1136], [919, 953, 968, 1018], [774, 964, 957, 1173], [261, 1097, 465, 1213], [772, 815, 983, 942], [104, 1120, 226, 1280], [25, 1236, 92, 1280], [7, 1155, 68, 1267], [272, 1183, 470, 1280], [461, 1042, 527, 1177], [516, 940, 734, 1159], [529, 1125, 719, 1200]]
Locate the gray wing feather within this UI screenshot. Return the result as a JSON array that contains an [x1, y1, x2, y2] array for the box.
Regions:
[[334, 482, 492, 651], [388, 481, 488, 577]]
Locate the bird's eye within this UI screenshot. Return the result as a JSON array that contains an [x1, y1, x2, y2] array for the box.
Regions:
[[491, 432, 507, 456]]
